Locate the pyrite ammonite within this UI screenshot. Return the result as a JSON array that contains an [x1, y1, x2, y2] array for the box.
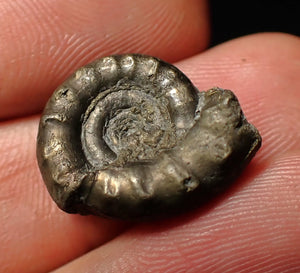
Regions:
[[37, 54, 261, 220]]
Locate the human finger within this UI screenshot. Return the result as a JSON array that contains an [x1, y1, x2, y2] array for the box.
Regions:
[[54, 33, 300, 273], [0, 117, 129, 273], [0, 0, 209, 119]]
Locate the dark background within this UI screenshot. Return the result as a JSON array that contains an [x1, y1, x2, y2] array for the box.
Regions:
[[210, 0, 299, 46]]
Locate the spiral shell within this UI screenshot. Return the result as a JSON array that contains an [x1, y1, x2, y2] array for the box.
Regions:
[[37, 54, 261, 220]]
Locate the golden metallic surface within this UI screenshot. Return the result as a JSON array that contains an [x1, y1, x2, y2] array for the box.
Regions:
[[37, 54, 261, 220]]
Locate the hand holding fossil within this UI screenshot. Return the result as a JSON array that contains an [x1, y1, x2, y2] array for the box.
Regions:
[[0, 1, 299, 272]]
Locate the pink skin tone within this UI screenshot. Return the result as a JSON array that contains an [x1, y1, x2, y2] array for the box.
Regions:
[[0, 0, 299, 272]]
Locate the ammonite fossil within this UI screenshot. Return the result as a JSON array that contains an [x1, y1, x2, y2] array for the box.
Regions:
[[37, 54, 261, 220]]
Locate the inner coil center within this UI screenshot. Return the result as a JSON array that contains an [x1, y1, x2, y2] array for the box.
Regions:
[[81, 82, 177, 169]]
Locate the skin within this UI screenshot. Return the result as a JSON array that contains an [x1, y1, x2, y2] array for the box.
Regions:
[[0, 0, 299, 272]]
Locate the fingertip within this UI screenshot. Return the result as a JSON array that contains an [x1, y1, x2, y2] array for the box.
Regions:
[[0, 0, 210, 119], [0, 116, 128, 272]]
